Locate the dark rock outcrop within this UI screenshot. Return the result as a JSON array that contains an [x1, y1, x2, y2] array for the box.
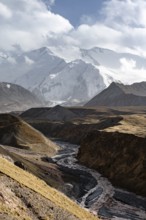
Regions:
[[21, 105, 78, 122], [14, 161, 26, 170], [78, 130, 146, 197]]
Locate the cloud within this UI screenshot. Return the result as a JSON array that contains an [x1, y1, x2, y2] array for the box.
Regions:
[[24, 56, 34, 65], [102, 0, 146, 28], [120, 57, 136, 72], [98, 0, 146, 55], [1, 0, 146, 61], [7, 56, 16, 64], [119, 57, 146, 84], [0, 2, 12, 19], [43, 0, 55, 8], [71, 23, 122, 49], [0, 0, 72, 51], [46, 0, 146, 60]]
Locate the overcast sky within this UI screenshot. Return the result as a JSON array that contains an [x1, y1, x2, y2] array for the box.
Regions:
[[0, 0, 146, 58]]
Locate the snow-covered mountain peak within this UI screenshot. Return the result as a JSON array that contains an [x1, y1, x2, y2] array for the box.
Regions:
[[23, 46, 64, 63], [1, 45, 146, 106], [31, 46, 55, 57], [82, 47, 114, 54], [68, 59, 96, 69]]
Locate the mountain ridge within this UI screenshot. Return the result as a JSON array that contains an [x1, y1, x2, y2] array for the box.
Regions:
[[1, 46, 146, 106], [86, 81, 146, 107], [0, 82, 43, 112]]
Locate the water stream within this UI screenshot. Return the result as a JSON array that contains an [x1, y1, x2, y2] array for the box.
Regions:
[[51, 141, 146, 220]]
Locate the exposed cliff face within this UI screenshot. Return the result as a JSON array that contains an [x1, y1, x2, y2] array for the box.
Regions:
[[25, 116, 123, 144], [78, 130, 146, 197]]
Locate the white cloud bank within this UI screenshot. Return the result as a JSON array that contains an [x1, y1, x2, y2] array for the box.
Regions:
[[70, 0, 146, 55], [0, 2, 12, 19], [1, 0, 146, 60], [45, 0, 146, 60], [0, 0, 73, 50], [119, 57, 146, 84]]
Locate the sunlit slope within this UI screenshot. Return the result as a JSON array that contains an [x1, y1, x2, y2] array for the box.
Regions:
[[0, 114, 58, 155], [0, 157, 99, 220]]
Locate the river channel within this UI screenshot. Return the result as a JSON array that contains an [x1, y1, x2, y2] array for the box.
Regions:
[[50, 141, 146, 220]]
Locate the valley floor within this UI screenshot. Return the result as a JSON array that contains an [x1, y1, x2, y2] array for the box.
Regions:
[[1, 106, 146, 220]]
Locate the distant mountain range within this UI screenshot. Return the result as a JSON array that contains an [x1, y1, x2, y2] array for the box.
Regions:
[[0, 46, 146, 106], [86, 82, 146, 107], [0, 82, 43, 112]]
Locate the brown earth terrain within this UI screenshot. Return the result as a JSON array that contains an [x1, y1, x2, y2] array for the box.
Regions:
[[0, 114, 58, 154], [78, 130, 146, 196], [21, 106, 146, 197], [0, 114, 65, 191], [0, 111, 99, 220], [77, 113, 146, 197], [0, 158, 98, 220], [1, 106, 146, 219]]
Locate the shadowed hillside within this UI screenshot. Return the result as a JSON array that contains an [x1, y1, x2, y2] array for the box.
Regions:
[[86, 82, 146, 107], [0, 114, 58, 155], [78, 115, 146, 197], [0, 82, 43, 112], [21, 105, 78, 122]]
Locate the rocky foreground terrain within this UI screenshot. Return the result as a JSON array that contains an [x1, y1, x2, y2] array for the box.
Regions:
[[0, 106, 146, 219], [0, 113, 98, 220], [0, 158, 98, 220]]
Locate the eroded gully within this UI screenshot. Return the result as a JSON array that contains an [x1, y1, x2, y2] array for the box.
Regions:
[[50, 141, 146, 220]]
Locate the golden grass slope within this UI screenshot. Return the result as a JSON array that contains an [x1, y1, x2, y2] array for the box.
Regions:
[[104, 114, 146, 138], [0, 114, 58, 155], [0, 157, 99, 220]]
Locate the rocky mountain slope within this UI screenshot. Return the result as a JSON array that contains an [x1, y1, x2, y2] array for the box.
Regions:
[[14, 58, 106, 106], [86, 82, 146, 107], [1, 46, 146, 106], [0, 157, 98, 220], [0, 47, 108, 106], [0, 82, 43, 112], [77, 114, 146, 197]]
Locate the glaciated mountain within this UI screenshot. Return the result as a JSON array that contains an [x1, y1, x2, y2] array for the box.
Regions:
[[1, 46, 146, 106], [1, 47, 108, 106], [32, 59, 107, 105], [85, 81, 146, 107], [13, 47, 67, 97], [15, 59, 107, 105], [80, 47, 146, 69], [0, 47, 66, 83], [0, 82, 43, 112], [80, 47, 146, 85]]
